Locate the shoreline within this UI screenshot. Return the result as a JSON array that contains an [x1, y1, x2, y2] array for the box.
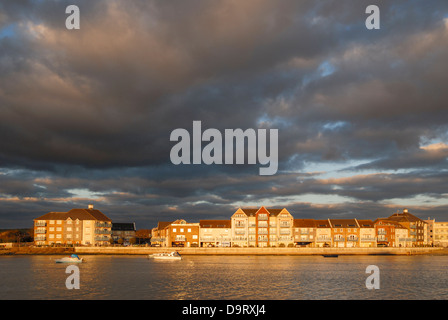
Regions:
[[2, 246, 447, 256]]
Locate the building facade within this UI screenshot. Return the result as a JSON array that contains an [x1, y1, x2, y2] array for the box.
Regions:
[[293, 219, 316, 247], [34, 205, 112, 246], [434, 222, 448, 247], [151, 219, 200, 247], [230, 207, 294, 247], [387, 209, 426, 246], [112, 222, 136, 245], [199, 220, 231, 247]]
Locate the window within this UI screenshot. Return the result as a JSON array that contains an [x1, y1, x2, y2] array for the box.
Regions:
[[180, 228, 184, 233], [193, 235, 198, 239], [56, 234, 62, 239], [188, 228, 191, 232], [57, 220, 62, 224], [50, 220, 55, 224], [173, 228, 177, 232], [49, 227, 54, 231], [67, 227, 72, 231]]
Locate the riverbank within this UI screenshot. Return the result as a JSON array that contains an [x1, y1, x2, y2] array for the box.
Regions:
[[76, 246, 444, 256], [1, 246, 446, 256]]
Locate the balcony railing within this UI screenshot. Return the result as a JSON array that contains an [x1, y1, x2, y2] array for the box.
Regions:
[[95, 222, 111, 228], [95, 229, 112, 234], [35, 229, 46, 234], [35, 222, 46, 227], [94, 236, 110, 241]]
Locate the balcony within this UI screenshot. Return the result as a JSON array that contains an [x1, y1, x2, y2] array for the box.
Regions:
[[334, 238, 345, 242], [95, 229, 112, 234], [258, 230, 268, 235], [35, 229, 46, 234], [95, 222, 111, 228], [94, 236, 110, 241], [377, 230, 387, 235], [235, 224, 245, 228], [35, 222, 46, 227], [234, 230, 246, 235]]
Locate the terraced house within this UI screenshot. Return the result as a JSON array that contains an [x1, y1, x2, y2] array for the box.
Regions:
[[34, 205, 112, 246]]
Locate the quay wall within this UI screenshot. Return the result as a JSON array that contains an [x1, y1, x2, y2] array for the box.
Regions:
[[74, 246, 443, 255]]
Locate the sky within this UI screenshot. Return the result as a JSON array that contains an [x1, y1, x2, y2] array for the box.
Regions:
[[0, 0, 448, 229]]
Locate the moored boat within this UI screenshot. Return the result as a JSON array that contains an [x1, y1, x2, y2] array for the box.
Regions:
[[149, 251, 182, 260], [322, 254, 338, 258]]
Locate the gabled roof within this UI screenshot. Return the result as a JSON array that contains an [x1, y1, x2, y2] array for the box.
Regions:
[[238, 207, 290, 217]]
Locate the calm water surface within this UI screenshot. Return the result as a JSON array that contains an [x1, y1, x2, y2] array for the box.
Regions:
[[0, 255, 447, 300]]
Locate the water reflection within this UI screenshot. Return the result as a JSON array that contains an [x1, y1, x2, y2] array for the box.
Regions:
[[1, 255, 447, 299]]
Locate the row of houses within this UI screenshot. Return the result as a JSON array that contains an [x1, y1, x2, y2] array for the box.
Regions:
[[33, 205, 136, 246], [151, 207, 434, 248], [33, 205, 447, 248]]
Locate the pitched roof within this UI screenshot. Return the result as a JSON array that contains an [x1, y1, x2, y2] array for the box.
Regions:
[[112, 223, 136, 231], [239, 207, 289, 217], [329, 219, 359, 228], [294, 219, 316, 228], [35, 208, 111, 222], [199, 220, 231, 228], [387, 210, 424, 223], [315, 220, 331, 228], [374, 218, 408, 229], [357, 219, 374, 228]]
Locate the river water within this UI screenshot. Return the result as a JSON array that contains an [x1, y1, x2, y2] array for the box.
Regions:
[[0, 254, 447, 300]]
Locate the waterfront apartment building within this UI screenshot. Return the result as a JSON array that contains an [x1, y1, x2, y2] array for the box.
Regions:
[[434, 221, 448, 247], [151, 219, 200, 247], [231, 207, 294, 247], [374, 219, 411, 247], [199, 220, 231, 247], [315, 220, 332, 247], [327, 219, 376, 248], [387, 209, 427, 246], [293, 219, 316, 247], [112, 222, 136, 244], [34, 205, 112, 246]]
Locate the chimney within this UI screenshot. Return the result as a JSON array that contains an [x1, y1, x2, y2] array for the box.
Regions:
[[88, 204, 94, 210]]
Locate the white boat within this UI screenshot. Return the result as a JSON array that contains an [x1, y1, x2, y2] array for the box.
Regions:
[[55, 254, 84, 263], [149, 252, 182, 260]]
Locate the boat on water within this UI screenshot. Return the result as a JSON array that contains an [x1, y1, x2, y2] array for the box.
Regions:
[[149, 252, 182, 260], [322, 254, 338, 258], [55, 254, 84, 263]]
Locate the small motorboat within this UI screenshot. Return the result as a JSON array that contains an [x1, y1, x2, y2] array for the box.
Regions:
[[55, 254, 84, 263], [322, 254, 338, 258], [149, 251, 182, 260]]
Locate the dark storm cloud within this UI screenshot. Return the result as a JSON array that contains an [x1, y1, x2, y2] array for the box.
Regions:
[[0, 0, 448, 228]]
